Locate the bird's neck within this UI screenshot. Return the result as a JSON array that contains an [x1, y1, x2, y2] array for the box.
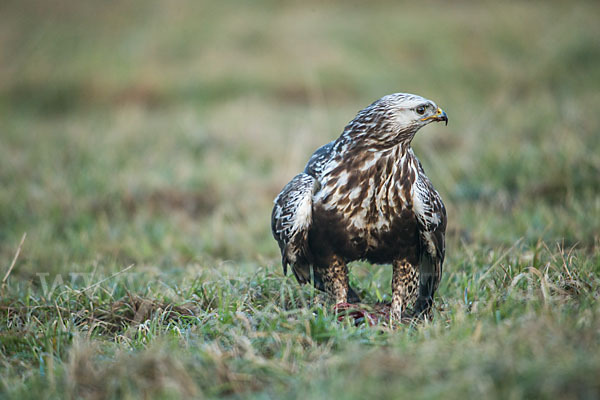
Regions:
[[325, 141, 419, 189], [334, 134, 415, 162], [334, 121, 418, 154]]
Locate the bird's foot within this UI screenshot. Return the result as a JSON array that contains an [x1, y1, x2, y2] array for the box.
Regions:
[[334, 302, 394, 326], [334, 302, 424, 326], [334, 302, 377, 326]]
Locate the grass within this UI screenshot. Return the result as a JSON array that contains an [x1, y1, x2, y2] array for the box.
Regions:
[[1, 0, 599, 398]]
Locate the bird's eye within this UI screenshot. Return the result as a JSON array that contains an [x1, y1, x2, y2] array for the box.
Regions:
[[416, 105, 426, 115]]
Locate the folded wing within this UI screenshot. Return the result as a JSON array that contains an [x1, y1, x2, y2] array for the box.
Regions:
[[271, 173, 318, 284], [413, 172, 447, 316]]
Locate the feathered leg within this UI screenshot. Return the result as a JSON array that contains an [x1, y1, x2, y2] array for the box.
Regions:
[[320, 255, 349, 304], [313, 270, 361, 303], [390, 259, 419, 321]]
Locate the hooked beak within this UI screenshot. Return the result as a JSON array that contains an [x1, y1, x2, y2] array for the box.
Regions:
[[421, 107, 448, 126]]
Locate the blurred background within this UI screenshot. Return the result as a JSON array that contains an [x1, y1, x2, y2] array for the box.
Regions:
[[1, 0, 599, 278]]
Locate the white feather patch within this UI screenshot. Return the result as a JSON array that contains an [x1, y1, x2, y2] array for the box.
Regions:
[[292, 194, 312, 231]]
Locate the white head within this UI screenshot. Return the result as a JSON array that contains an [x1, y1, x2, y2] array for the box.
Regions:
[[341, 92, 448, 148]]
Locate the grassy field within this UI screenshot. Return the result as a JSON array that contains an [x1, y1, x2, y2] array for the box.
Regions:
[[1, 1, 600, 398]]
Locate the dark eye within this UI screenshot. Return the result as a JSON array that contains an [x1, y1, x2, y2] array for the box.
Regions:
[[416, 105, 426, 115]]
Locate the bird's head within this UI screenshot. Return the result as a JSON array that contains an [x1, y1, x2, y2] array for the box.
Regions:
[[342, 93, 448, 148]]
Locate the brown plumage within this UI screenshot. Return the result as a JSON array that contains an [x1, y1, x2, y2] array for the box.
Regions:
[[271, 93, 448, 321]]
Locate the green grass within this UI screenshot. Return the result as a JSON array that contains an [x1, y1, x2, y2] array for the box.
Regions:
[[1, 0, 599, 398]]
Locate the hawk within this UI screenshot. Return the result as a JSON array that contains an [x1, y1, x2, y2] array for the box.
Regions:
[[271, 93, 448, 321]]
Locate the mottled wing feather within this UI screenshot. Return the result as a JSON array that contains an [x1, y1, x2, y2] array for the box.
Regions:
[[271, 173, 317, 284], [304, 140, 334, 178], [413, 169, 446, 314]]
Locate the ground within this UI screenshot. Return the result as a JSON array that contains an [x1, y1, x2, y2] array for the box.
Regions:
[[1, 1, 599, 399]]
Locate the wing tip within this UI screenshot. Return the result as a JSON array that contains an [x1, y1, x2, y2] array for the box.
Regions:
[[282, 255, 288, 276]]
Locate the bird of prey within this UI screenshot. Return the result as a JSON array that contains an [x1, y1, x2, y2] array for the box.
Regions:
[[271, 93, 448, 321]]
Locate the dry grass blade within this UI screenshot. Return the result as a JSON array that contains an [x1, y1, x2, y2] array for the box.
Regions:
[[478, 238, 523, 283], [2, 232, 26, 287], [76, 264, 135, 294]]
